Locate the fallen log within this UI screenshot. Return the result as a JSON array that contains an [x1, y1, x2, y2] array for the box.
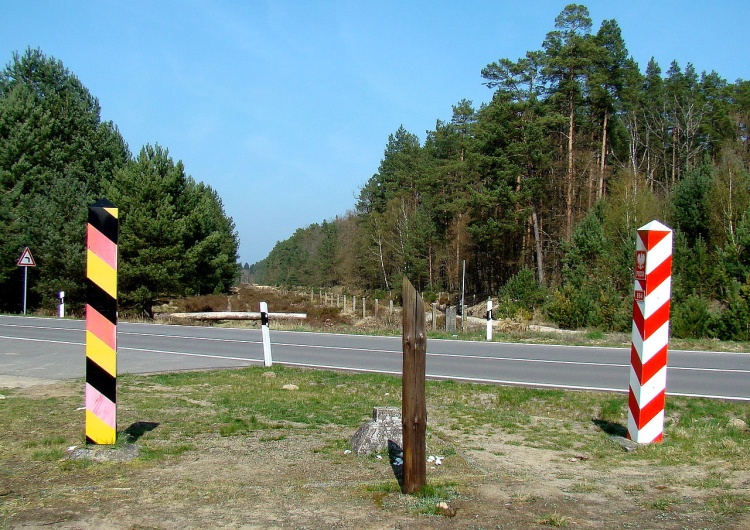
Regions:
[[156, 311, 307, 321]]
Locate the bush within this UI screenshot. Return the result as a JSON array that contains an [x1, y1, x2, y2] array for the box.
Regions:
[[497, 268, 548, 319], [671, 294, 712, 339], [711, 281, 750, 341]]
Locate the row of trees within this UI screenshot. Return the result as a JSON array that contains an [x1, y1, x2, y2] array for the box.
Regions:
[[252, 4, 750, 340], [0, 48, 240, 316]]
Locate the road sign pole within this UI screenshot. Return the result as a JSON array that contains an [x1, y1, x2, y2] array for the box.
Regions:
[[17, 247, 36, 315], [22, 266, 27, 315], [628, 220, 673, 444]]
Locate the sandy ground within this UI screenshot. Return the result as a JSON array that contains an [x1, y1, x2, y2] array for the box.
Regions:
[[2, 377, 748, 530]]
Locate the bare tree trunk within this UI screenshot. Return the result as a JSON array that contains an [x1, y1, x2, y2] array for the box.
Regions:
[[598, 110, 609, 200], [566, 94, 575, 240], [531, 206, 545, 285]]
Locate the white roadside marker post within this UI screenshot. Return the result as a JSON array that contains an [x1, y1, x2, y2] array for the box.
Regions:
[[260, 301, 272, 367], [486, 299, 493, 341]]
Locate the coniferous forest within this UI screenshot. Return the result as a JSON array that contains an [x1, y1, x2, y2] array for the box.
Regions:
[[251, 4, 750, 340], [0, 49, 240, 317]]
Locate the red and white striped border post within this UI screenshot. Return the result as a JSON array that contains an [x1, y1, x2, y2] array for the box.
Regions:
[[628, 220, 673, 444]]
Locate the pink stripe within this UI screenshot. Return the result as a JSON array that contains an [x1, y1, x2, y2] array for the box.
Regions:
[[85, 383, 116, 429], [87, 224, 117, 269], [86, 304, 116, 349]]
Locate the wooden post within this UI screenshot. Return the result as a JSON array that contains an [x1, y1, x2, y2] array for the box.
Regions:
[[362, 297, 366, 319], [401, 277, 427, 494], [431, 303, 436, 331], [375, 299, 379, 319], [343, 295, 347, 313]]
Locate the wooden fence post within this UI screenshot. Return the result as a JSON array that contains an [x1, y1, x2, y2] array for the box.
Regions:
[[401, 277, 427, 494]]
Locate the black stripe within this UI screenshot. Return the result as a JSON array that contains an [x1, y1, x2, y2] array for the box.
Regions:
[[86, 356, 116, 403], [89, 200, 118, 245], [86, 279, 117, 324]]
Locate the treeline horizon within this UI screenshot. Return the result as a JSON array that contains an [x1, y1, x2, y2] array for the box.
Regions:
[[0, 48, 240, 317], [250, 4, 750, 341]]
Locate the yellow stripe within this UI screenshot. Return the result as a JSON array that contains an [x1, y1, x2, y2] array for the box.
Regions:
[[85, 330, 116, 376], [103, 207, 118, 219], [86, 410, 116, 444], [87, 250, 117, 299]]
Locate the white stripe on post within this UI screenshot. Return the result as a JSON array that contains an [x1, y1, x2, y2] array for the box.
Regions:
[[260, 301, 272, 367]]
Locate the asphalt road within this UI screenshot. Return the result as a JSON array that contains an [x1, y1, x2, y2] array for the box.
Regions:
[[0, 315, 748, 400]]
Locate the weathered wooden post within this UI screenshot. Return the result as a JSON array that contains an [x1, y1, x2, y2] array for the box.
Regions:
[[401, 277, 427, 494], [375, 299, 379, 319], [362, 297, 366, 319], [431, 303, 437, 331]]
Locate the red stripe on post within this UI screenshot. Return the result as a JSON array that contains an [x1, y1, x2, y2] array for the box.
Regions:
[[87, 224, 117, 269], [86, 304, 117, 350], [645, 255, 672, 295], [638, 228, 671, 251]]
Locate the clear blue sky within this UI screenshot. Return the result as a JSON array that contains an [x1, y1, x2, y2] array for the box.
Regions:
[[2, 1, 748, 264]]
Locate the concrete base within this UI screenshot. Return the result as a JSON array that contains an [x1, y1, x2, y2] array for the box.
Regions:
[[350, 407, 402, 455]]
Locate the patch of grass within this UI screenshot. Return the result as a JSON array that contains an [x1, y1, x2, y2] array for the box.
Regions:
[[568, 480, 599, 493], [138, 443, 194, 461], [704, 493, 750, 515], [31, 448, 66, 461], [688, 471, 731, 490], [537, 511, 572, 527], [219, 416, 258, 437], [623, 483, 646, 495], [259, 434, 286, 442], [643, 496, 682, 511], [411, 482, 460, 515]]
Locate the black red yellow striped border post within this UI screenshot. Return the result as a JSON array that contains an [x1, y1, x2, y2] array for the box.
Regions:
[[85, 199, 118, 445]]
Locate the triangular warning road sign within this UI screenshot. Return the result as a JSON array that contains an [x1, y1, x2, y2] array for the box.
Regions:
[[17, 247, 36, 267]]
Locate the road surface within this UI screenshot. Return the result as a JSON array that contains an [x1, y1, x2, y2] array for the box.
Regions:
[[0, 315, 747, 400]]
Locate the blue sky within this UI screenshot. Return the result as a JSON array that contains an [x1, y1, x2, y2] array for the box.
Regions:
[[2, 1, 748, 264]]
